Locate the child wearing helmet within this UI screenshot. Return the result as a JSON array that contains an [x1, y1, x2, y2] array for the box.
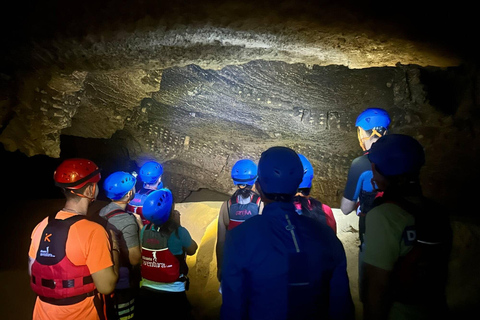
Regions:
[[221, 147, 354, 320], [126, 160, 164, 225], [215, 159, 264, 282], [97, 171, 142, 320], [136, 189, 198, 320], [293, 154, 337, 234], [362, 134, 452, 320]]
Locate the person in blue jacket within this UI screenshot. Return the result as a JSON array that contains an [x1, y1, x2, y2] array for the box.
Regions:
[[221, 146, 354, 320]]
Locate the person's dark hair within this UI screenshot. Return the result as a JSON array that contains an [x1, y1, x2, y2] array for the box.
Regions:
[[62, 182, 94, 202], [233, 185, 254, 199], [158, 209, 181, 238], [382, 172, 423, 196], [297, 187, 311, 196], [365, 126, 387, 137]]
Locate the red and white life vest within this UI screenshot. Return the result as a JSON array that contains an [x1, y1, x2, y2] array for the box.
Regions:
[[30, 213, 96, 305], [227, 193, 261, 230], [141, 224, 185, 283], [126, 188, 156, 225]]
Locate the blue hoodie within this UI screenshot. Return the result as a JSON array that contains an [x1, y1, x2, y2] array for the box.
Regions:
[[220, 201, 354, 320]]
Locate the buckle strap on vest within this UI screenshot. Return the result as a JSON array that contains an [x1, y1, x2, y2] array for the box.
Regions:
[[33, 275, 93, 289], [39, 290, 97, 306]]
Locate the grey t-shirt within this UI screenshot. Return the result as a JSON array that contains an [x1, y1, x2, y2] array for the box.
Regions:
[[99, 202, 140, 249]]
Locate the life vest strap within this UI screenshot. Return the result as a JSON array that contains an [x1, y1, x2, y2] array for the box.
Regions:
[[39, 290, 97, 306], [33, 275, 93, 289], [105, 209, 127, 219]]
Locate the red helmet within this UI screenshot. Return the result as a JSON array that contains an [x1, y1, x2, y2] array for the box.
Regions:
[[54, 158, 101, 189]]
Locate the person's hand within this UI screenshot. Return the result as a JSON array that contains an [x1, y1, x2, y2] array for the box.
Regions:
[[133, 213, 144, 230]]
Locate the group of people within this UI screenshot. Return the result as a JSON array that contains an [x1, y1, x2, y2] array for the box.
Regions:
[[28, 160, 198, 320], [28, 107, 452, 320]]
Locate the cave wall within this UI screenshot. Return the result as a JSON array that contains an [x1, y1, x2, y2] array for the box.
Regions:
[[3, 60, 477, 212], [0, 0, 479, 212]]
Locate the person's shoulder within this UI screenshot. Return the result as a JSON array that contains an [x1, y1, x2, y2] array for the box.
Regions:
[[75, 217, 109, 234], [176, 225, 192, 238], [368, 202, 410, 223], [351, 153, 370, 167]]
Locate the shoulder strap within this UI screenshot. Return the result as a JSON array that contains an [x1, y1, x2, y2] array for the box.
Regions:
[[105, 209, 126, 219], [253, 194, 261, 206]]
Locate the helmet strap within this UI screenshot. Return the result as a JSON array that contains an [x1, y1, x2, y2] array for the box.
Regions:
[[358, 128, 384, 151], [69, 183, 96, 202]]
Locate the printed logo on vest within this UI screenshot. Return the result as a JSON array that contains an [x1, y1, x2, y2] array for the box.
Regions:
[[403, 226, 417, 246], [39, 246, 56, 258], [44, 233, 52, 242], [235, 210, 252, 217], [142, 255, 173, 269]]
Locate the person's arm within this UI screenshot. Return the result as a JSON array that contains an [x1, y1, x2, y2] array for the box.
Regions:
[[91, 229, 120, 295], [185, 239, 198, 256], [121, 218, 142, 266], [128, 246, 142, 265], [28, 257, 34, 276], [216, 202, 228, 281], [132, 212, 144, 232], [363, 263, 392, 320], [340, 197, 357, 215], [362, 206, 400, 320], [341, 156, 369, 214]]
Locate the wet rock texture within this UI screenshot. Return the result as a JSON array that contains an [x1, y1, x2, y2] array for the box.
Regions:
[[0, 1, 478, 209]]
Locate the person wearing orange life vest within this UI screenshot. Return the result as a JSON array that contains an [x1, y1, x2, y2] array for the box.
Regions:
[[28, 158, 120, 320], [215, 159, 264, 282], [98, 171, 143, 320], [362, 134, 452, 320], [136, 188, 198, 320], [126, 161, 164, 225]]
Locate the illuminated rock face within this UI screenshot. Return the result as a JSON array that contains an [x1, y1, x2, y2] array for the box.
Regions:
[[0, 1, 478, 213], [1, 60, 479, 211]]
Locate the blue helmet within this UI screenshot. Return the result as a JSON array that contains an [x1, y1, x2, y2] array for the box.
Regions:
[[103, 171, 136, 200], [368, 134, 425, 177], [231, 159, 258, 186], [139, 161, 163, 184], [356, 108, 391, 130], [257, 146, 303, 195], [298, 154, 314, 189], [142, 188, 173, 225]]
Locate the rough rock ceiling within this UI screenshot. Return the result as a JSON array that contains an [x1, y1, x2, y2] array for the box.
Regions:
[[0, 0, 478, 205]]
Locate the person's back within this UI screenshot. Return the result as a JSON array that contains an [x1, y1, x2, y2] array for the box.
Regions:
[[294, 154, 337, 234], [216, 159, 263, 282], [363, 134, 452, 320], [222, 202, 352, 319], [293, 195, 336, 234], [126, 160, 164, 225], [28, 159, 119, 320], [221, 147, 354, 320], [135, 188, 198, 320]]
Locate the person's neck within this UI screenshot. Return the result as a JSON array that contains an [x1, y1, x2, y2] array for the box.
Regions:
[[63, 199, 89, 215], [364, 138, 379, 151], [112, 201, 128, 210]]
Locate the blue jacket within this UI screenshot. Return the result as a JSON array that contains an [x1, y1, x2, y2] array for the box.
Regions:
[[220, 201, 354, 320]]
